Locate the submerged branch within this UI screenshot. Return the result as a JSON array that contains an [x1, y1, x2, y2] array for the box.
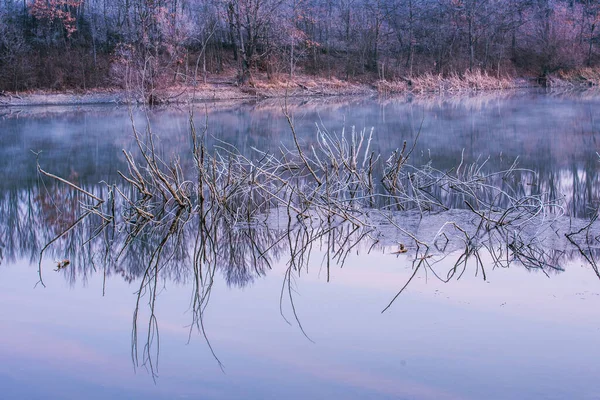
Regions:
[[32, 114, 600, 377]]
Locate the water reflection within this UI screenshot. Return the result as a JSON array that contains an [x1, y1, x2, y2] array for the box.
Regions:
[[2, 92, 600, 397], [2, 92, 600, 213], [2, 157, 598, 380], [0, 92, 598, 306], [3, 182, 598, 282]]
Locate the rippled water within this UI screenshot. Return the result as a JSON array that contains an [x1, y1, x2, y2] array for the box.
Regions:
[[1, 90, 600, 400]]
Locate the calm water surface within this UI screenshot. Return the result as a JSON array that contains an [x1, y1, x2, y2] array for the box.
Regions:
[[1, 90, 600, 400]]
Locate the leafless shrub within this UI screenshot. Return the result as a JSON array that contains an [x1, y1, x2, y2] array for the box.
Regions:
[[33, 110, 600, 375]]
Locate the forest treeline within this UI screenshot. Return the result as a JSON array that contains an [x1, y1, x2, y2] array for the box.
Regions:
[[1, 0, 600, 91]]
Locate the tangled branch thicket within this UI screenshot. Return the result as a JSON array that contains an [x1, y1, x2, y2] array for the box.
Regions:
[[35, 110, 600, 377]]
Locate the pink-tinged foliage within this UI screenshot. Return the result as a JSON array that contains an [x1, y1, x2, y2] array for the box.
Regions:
[[29, 0, 82, 37]]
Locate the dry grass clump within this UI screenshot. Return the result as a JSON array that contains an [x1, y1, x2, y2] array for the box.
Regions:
[[240, 73, 370, 97], [409, 73, 444, 93], [410, 70, 515, 93], [450, 70, 513, 90]]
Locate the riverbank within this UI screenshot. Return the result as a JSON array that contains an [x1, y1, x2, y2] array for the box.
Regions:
[[0, 70, 595, 107], [0, 75, 376, 106], [0, 84, 367, 107]]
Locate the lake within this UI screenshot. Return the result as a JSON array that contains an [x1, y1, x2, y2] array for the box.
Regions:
[[1, 90, 600, 400]]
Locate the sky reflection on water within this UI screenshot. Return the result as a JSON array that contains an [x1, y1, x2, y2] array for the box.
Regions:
[[1, 250, 600, 400]]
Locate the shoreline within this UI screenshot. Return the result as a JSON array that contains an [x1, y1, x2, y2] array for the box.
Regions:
[[0, 77, 379, 106], [0, 72, 595, 107], [0, 87, 375, 107]]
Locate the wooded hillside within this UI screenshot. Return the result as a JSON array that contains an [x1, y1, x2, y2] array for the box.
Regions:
[[1, 0, 599, 91]]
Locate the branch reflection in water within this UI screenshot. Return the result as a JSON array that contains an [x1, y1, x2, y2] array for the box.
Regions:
[[14, 111, 600, 378]]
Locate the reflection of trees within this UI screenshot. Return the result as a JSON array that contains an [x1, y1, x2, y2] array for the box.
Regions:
[[2, 173, 599, 377], [3, 153, 594, 286], [5, 92, 600, 189], [3, 178, 597, 272], [8, 174, 595, 283], [0, 134, 596, 285], [3, 120, 600, 378]]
